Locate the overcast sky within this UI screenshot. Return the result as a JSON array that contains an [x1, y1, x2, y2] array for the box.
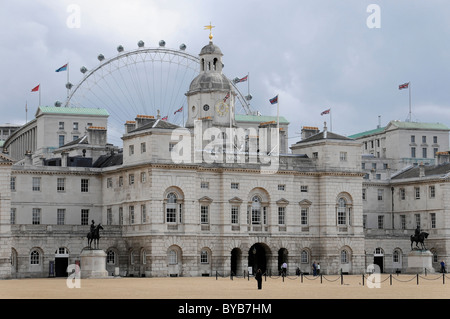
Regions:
[[1, 0, 450, 146]]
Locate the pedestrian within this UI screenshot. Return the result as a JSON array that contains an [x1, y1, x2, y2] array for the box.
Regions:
[[281, 262, 287, 276], [317, 262, 321, 275], [312, 261, 317, 276], [255, 269, 263, 289], [441, 260, 446, 273]]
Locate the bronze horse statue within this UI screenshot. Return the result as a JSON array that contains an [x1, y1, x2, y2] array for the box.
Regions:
[[410, 232, 428, 250], [87, 223, 103, 249]]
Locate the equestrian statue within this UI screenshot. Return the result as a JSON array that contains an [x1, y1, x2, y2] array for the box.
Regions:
[[410, 225, 428, 250], [87, 220, 104, 249]]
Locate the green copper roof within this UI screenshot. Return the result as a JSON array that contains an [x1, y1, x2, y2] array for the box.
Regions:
[[349, 121, 450, 139], [38, 106, 109, 116], [348, 126, 385, 139], [389, 121, 449, 130], [235, 114, 289, 124]]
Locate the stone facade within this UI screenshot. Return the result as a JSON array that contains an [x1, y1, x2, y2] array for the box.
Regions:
[[0, 154, 13, 279], [2, 38, 450, 279]]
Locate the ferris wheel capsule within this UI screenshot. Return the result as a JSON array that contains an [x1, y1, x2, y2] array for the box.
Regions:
[[159, 40, 166, 47], [179, 43, 187, 51], [80, 66, 88, 74], [117, 45, 124, 52], [137, 40, 145, 48], [66, 82, 73, 90], [97, 54, 105, 61]]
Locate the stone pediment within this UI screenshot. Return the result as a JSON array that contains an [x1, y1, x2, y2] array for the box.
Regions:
[[228, 197, 243, 204], [299, 199, 312, 206], [198, 196, 213, 203], [276, 198, 290, 205]]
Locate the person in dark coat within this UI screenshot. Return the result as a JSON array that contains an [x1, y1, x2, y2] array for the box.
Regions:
[[255, 269, 263, 289]]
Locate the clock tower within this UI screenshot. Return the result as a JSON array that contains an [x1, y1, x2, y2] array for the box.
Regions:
[[185, 33, 236, 129]]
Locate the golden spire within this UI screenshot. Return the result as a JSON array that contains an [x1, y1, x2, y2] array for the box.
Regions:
[[204, 22, 215, 42]]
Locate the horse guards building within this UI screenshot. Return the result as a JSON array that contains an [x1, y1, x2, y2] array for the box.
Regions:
[[0, 37, 449, 279]]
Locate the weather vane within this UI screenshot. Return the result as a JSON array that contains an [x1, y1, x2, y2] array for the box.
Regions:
[[204, 22, 215, 42]]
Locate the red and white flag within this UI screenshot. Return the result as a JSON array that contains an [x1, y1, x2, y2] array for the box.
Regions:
[[161, 115, 168, 121], [321, 108, 330, 115], [399, 82, 409, 90], [31, 84, 40, 92], [174, 106, 183, 115]]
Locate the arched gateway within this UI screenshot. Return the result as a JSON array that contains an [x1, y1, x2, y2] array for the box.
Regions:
[[248, 243, 271, 274]]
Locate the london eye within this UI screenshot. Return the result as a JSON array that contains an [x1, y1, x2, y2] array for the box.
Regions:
[[60, 40, 253, 147]]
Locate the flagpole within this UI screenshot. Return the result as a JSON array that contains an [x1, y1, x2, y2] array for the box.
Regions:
[[247, 72, 250, 98], [330, 109, 332, 132], [230, 89, 233, 149], [277, 95, 280, 154], [39, 85, 41, 106], [409, 81, 412, 122], [277, 96, 280, 132], [67, 62, 70, 101], [25, 101, 28, 123]]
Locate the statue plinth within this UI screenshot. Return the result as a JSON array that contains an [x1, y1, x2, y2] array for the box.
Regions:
[[80, 249, 109, 279], [406, 250, 435, 274]]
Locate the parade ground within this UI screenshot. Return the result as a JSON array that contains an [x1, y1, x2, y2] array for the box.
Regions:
[[0, 274, 449, 299]]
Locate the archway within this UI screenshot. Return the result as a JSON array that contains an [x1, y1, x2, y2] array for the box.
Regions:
[[230, 248, 242, 276], [55, 247, 69, 277], [248, 243, 269, 274], [373, 247, 384, 273], [278, 248, 288, 275]]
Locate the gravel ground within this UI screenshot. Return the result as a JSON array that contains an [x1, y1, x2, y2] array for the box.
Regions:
[[0, 274, 449, 299]]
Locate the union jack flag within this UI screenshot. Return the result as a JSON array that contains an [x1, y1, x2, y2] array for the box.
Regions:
[[174, 106, 183, 115], [399, 82, 409, 90], [269, 95, 278, 105]]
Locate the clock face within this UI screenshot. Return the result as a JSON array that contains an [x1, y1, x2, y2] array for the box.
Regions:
[[215, 100, 229, 116], [203, 104, 210, 111]]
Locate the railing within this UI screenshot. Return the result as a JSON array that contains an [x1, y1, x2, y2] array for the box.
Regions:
[[216, 270, 450, 286]]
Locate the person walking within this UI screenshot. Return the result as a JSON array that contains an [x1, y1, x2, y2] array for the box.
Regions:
[[441, 260, 446, 273], [317, 262, 321, 275], [255, 269, 263, 290], [281, 262, 287, 277], [312, 261, 317, 276]]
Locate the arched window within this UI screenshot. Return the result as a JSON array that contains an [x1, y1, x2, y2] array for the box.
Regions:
[[201, 58, 205, 71], [166, 193, 178, 223], [213, 58, 218, 71], [393, 250, 400, 263], [251, 195, 261, 225], [30, 250, 40, 265], [200, 250, 209, 264], [107, 250, 116, 264], [301, 250, 309, 264], [337, 198, 347, 225], [336, 193, 353, 227], [169, 250, 177, 265], [340, 250, 348, 264]]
